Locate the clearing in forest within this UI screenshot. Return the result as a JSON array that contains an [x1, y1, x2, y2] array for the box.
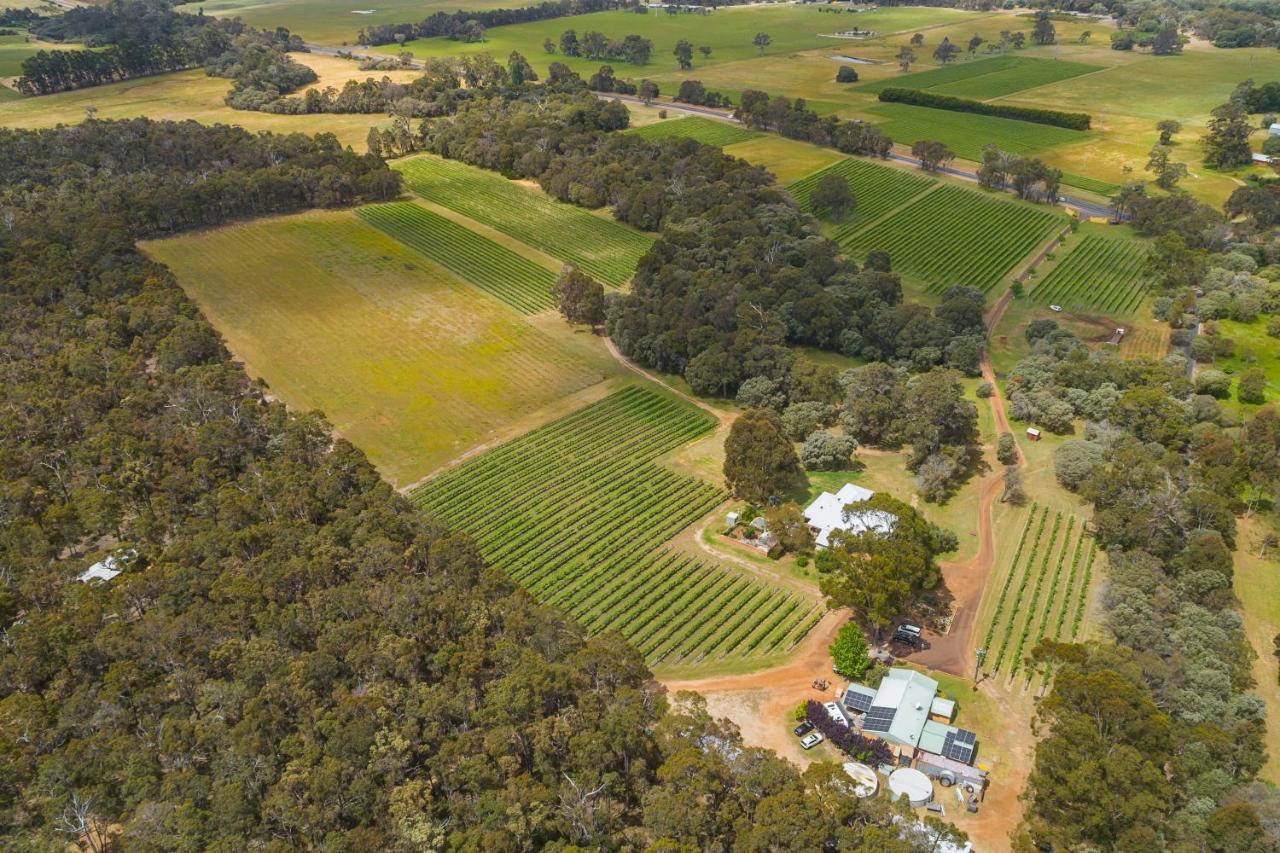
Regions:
[[1030, 234, 1149, 315], [356, 201, 558, 314], [411, 385, 822, 668], [142, 209, 614, 486], [786, 156, 936, 230], [841, 183, 1063, 294], [861, 55, 1101, 100], [626, 115, 761, 147], [395, 154, 653, 288], [978, 504, 1096, 686]]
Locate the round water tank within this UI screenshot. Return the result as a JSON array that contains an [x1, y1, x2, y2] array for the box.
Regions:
[[888, 767, 933, 807], [841, 762, 879, 798]]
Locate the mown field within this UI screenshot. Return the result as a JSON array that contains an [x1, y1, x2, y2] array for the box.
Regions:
[[395, 155, 653, 287], [864, 101, 1088, 160], [626, 115, 760, 147], [842, 183, 1064, 293], [979, 503, 1096, 685], [1030, 233, 1149, 315], [356, 201, 557, 313], [412, 386, 822, 668], [787, 156, 936, 231], [141, 209, 615, 485], [721, 133, 846, 185], [379, 5, 981, 78], [861, 55, 1100, 100]]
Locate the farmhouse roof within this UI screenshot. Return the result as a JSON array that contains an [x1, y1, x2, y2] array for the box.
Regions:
[[803, 483, 894, 548], [77, 556, 123, 584], [862, 668, 938, 749]]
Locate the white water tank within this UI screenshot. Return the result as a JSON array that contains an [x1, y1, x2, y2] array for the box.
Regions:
[[842, 762, 879, 798], [888, 767, 933, 807]]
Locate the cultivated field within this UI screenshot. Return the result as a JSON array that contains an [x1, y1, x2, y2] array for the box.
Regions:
[[412, 386, 822, 668], [842, 184, 1063, 293], [721, 134, 847, 185], [627, 115, 760, 147], [863, 101, 1088, 161], [861, 55, 1101, 100], [787, 156, 935, 226], [395, 155, 653, 287], [979, 503, 1095, 684], [1030, 234, 1149, 315], [142, 209, 615, 485], [356, 201, 557, 314]]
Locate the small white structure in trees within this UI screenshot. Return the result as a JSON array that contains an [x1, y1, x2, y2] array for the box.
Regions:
[[77, 555, 125, 584], [803, 483, 894, 548], [1269, 123, 1280, 137]]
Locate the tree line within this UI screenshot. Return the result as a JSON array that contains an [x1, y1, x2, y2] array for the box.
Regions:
[[0, 115, 952, 851], [356, 0, 621, 46]]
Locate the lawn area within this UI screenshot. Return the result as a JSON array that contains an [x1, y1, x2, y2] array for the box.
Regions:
[[380, 5, 980, 79], [0, 53, 418, 149], [721, 134, 846, 185], [173, 0, 518, 43], [141, 209, 617, 486], [394, 154, 653, 286], [864, 101, 1089, 161], [626, 115, 760, 147]]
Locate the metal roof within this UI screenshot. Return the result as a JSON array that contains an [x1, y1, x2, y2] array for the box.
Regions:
[[843, 683, 878, 713]]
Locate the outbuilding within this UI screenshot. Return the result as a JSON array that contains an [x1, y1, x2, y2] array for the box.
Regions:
[[1026, 427, 1041, 441]]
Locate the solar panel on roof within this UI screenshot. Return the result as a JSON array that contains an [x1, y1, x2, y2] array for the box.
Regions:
[[845, 690, 874, 713], [862, 706, 897, 733], [941, 729, 977, 763]]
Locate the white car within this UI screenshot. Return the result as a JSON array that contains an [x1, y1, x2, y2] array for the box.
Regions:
[[1049, 304, 1063, 312], [800, 732, 825, 750]]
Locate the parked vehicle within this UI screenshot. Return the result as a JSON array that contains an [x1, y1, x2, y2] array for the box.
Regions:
[[892, 623, 923, 647], [794, 721, 814, 737], [823, 701, 850, 727], [800, 732, 824, 750]]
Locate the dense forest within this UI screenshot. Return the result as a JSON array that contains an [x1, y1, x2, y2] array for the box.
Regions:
[[0, 117, 955, 850]]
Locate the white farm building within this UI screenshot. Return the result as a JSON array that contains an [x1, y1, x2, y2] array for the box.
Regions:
[[803, 483, 894, 548]]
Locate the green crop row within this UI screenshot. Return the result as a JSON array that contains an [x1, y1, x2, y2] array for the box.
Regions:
[[785, 157, 936, 226], [1013, 516, 1074, 679], [989, 506, 1051, 674], [626, 116, 761, 147], [981, 503, 1040, 655], [1005, 512, 1063, 677], [356, 201, 557, 314], [1031, 234, 1150, 315], [409, 386, 820, 664], [394, 155, 654, 287], [1069, 545, 1097, 639], [843, 184, 1063, 293]]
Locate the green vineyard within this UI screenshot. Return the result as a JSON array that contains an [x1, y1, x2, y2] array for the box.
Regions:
[[980, 504, 1096, 683], [786, 157, 936, 229], [394, 155, 654, 287], [1030, 234, 1150, 315], [841, 184, 1063, 293], [860, 56, 1099, 99], [410, 386, 821, 666], [356, 202, 557, 314], [627, 116, 761, 147]]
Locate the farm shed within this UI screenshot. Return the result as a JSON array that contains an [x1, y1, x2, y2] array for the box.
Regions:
[[1026, 427, 1041, 441], [803, 483, 895, 548], [843, 669, 979, 764]]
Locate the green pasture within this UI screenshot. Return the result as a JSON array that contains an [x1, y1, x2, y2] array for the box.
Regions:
[[141, 209, 616, 486], [721, 133, 845, 185], [1215, 317, 1280, 408], [173, 0, 519, 43], [864, 101, 1088, 160], [860, 55, 1100, 100], [0, 31, 79, 79], [626, 115, 760, 147], [411, 385, 822, 670], [394, 154, 653, 287], [379, 5, 980, 79]]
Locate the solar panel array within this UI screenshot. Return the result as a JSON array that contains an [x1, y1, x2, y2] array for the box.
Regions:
[[862, 706, 897, 734], [844, 689, 874, 714], [942, 728, 977, 764]]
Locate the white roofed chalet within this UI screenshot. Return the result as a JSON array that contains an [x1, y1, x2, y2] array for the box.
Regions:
[[803, 483, 895, 549]]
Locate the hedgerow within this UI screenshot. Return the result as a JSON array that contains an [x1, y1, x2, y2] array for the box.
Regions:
[[878, 87, 1092, 131]]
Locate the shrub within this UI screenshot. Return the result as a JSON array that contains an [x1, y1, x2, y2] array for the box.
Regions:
[[836, 65, 859, 83], [878, 87, 1091, 130], [736, 375, 787, 411], [782, 401, 830, 441], [1238, 368, 1267, 404], [1053, 440, 1103, 491], [804, 701, 894, 765], [1194, 369, 1231, 398], [997, 432, 1017, 465], [801, 430, 858, 471], [976, 381, 994, 398], [829, 623, 871, 678]]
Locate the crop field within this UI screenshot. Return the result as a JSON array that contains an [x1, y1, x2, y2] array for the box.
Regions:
[[842, 184, 1063, 293], [142, 209, 614, 486], [356, 201, 557, 314], [864, 102, 1087, 161], [787, 157, 936, 230], [862, 56, 1100, 100], [395, 155, 652, 287], [721, 134, 846, 185], [411, 386, 821, 667], [1119, 326, 1166, 361], [626, 116, 760, 147], [1030, 234, 1149, 315], [1058, 172, 1119, 197], [979, 504, 1095, 683]]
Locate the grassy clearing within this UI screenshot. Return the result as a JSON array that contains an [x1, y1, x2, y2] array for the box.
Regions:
[[842, 183, 1063, 293], [720, 134, 847, 184], [394, 154, 653, 287], [1234, 516, 1280, 785], [1029, 233, 1149, 315], [864, 101, 1088, 161], [411, 386, 821, 667], [786, 156, 936, 228], [142, 209, 615, 485], [626, 115, 760, 147], [1215, 318, 1280, 408], [861, 55, 1100, 100], [356, 201, 557, 313], [0, 54, 419, 148]]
